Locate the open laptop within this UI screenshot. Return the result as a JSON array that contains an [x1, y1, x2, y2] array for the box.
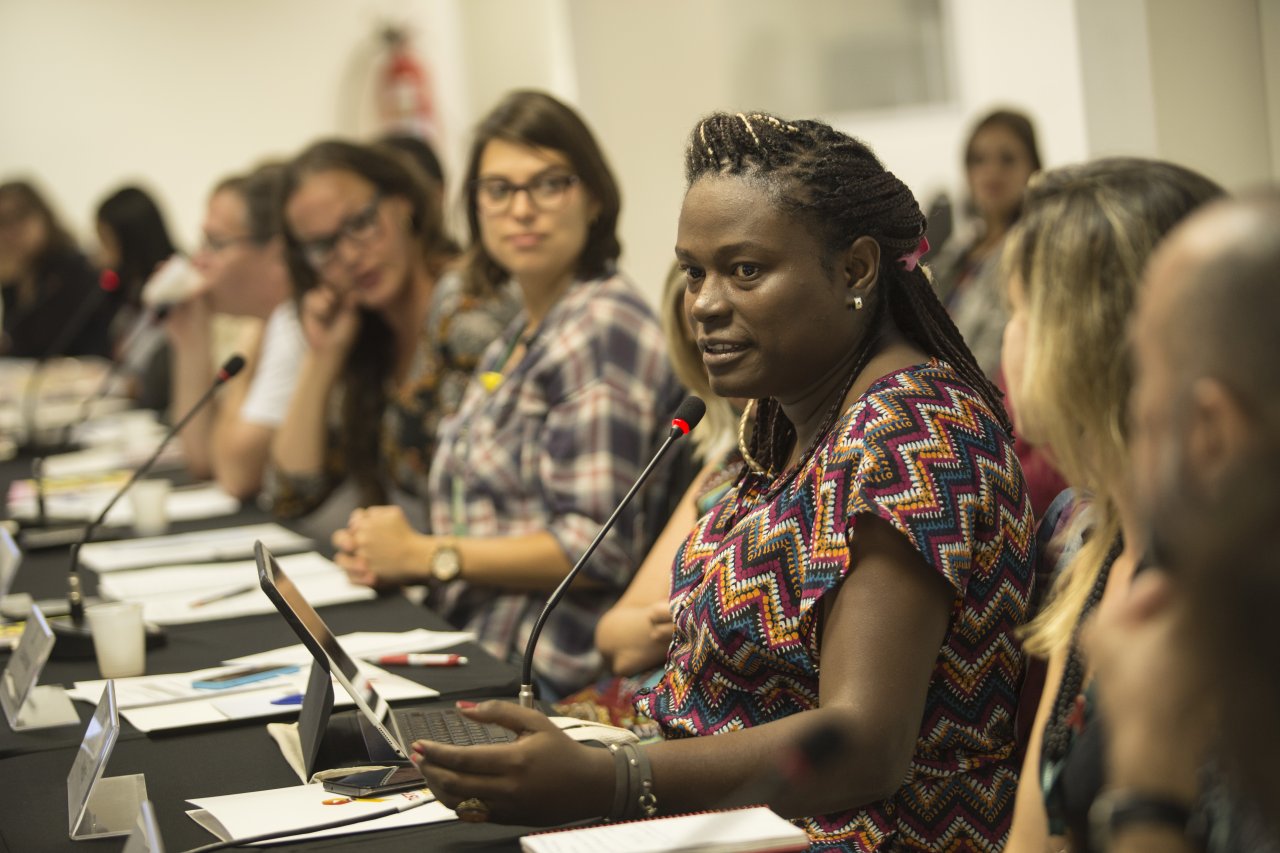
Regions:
[[254, 541, 517, 760]]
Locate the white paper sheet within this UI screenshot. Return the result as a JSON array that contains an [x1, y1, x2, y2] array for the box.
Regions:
[[39, 443, 184, 479], [519, 807, 810, 853], [186, 784, 454, 846], [225, 629, 476, 667], [95, 552, 372, 625], [78, 523, 312, 573], [69, 662, 438, 733]]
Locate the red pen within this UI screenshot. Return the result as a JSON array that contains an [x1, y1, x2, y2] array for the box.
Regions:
[[374, 653, 468, 667]]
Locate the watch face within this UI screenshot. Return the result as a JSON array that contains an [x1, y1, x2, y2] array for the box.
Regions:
[[432, 546, 461, 582]]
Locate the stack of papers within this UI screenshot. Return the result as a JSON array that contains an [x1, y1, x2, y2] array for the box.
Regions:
[[39, 443, 184, 478], [96, 552, 372, 625], [187, 784, 454, 846], [78, 523, 312, 573], [7, 479, 240, 526]]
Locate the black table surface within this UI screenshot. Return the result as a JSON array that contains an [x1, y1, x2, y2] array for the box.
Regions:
[[0, 453, 538, 851]]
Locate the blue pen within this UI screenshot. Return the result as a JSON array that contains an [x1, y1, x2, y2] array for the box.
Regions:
[[270, 694, 304, 706]]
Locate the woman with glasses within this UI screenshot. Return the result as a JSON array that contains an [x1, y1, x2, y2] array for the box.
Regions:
[[270, 140, 519, 524], [331, 90, 681, 698], [165, 163, 305, 499]]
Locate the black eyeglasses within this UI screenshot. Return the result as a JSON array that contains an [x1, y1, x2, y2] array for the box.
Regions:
[[473, 173, 579, 215], [298, 194, 383, 270], [199, 233, 255, 254]]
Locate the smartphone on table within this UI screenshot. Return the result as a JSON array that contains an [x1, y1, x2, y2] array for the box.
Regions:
[[191, 664, 299, 690], [321, 766, 427, 797]]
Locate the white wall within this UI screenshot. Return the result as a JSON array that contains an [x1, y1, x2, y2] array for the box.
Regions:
[[566, 0, 1093, 302], [1147, 0, 1273, 188], [1, 0, 1274, 309], [0, 0, 466, 252], [1265, 0, 1280, 180]]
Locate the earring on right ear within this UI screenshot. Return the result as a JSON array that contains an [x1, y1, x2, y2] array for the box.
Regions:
[[852, 296, 864, 312]]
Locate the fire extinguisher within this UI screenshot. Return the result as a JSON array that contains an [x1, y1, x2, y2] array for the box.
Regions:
[[378, 26, 438, 142]]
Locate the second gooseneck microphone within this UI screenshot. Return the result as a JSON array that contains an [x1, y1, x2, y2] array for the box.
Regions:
[[518, 395, 705, 707], [63, 354, 246, 626]]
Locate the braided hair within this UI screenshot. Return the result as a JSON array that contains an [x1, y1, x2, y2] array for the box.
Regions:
[[686, 112, 1010, 475]]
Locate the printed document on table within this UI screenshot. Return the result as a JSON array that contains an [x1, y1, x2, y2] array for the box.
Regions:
[[187, 784, 454, 846], [225, 629, 477, 667], [95, 552, 372, 625], [78, 523, 312, 572], [69, 662, 436, 733]]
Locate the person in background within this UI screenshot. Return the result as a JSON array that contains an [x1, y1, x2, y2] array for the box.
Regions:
[[331, 90, 681, 699], [408, 111, 1034, 852], [94, 185, 178, 410], [1001, 159, 1223, 853], [0, 179, 116, 358], [1087, 192, 1280, 853], [931, 109, 1065, 519], [931, 109, 1040, 380], [558, 263, 739, 734], [166, 162, 304, 500], [378, 132, 446, 186], [271, 139, 514, 524]]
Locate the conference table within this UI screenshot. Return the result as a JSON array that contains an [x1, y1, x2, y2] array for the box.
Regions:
[[0, 453, 546, 852]]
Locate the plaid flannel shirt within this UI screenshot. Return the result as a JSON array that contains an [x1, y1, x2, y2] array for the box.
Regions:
[[425, 274, 682, 696]]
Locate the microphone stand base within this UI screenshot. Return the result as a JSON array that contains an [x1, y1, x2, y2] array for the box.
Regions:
[[49, 617, 168, 661]]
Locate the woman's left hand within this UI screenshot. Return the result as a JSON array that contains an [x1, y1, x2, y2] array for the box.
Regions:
[[345, 505, 432, 585], [411, 701, 614, 826]]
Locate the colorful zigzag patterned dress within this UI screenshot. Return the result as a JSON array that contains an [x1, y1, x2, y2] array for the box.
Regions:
[[636, 359, 1036, 851]]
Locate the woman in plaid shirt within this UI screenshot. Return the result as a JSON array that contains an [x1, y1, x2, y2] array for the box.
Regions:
[[334, 91, 681, 697]]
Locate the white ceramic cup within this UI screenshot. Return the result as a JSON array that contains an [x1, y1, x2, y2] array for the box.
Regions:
[[86, 601, 146, 679], [127, 479, 171, 537]]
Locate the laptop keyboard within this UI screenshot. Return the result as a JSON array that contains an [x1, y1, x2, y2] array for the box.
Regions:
[[397, 708, 519, 747]]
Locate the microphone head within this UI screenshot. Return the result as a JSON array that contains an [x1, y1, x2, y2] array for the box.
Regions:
[[217, 354, 247, 382], [99, 269, 121, 293], [670, 395, 706, 438]]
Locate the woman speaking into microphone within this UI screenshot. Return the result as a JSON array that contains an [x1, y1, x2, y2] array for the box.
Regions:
[[408, 112, 1035, 853]]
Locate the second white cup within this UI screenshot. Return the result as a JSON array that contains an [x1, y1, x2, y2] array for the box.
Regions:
[[85, 601, 146, 679], [127, 479, 171, 537]]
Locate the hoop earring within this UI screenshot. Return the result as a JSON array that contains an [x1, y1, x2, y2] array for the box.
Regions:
[[737, 399, 768, 475]]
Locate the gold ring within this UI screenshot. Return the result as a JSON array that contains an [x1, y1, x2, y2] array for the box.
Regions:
[[455, 797, 491, 823]]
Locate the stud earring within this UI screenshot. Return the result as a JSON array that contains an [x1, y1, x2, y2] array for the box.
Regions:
[[852, 296, 864, 311]]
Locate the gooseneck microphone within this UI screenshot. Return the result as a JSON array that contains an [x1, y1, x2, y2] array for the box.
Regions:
[[57, 302, 174, 449], [51, 354, 246, 659], [518, 395, 705, 708], [22, 270, 121, 450]]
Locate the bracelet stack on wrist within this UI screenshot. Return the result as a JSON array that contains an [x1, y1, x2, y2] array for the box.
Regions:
[[608, 742, 658, 820]]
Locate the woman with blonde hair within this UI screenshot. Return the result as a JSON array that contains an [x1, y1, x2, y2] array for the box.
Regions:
[[1001, 158, 1223, 851]]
